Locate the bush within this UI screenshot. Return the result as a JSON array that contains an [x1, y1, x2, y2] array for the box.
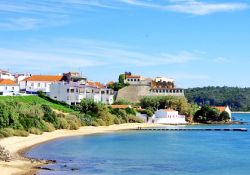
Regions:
[[66, 115, 81, 130], [127, 115, 144, 123], [28, 128, 43, 135], [219, 111, 230, 121], [42, 105, 59, 128], [114, 117, 121, 124], [13, 130, 29, 137], [57, 118, 69, 129], [97, 119, 106, 126], [0, 128, 14, 137], [43, 122, 55, 132], [91, 121, 100, 126]]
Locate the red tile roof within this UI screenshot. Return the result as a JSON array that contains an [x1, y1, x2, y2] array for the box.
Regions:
[[126, 75, 141, 79], [24, 75, 63, 82], [0, 79, 17, 85], [87, 81, 106, 88], [212, 106, 226, 113]]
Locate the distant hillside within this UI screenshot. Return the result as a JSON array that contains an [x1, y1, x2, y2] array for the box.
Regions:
[[185, 87, 250, 111]]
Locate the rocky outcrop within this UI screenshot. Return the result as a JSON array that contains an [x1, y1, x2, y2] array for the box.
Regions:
[[0, 145, 11, 162]]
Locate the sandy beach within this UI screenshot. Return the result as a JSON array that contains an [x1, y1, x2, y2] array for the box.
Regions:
[[0, 123, 159, 175]]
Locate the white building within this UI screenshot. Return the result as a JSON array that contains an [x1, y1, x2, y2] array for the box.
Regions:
[[212, 106, 232, 120], [50, 81, 114, 105], [20, 75, 63, 95], [0, 79, 20, 96], [153, 109, 186, 124], [0, 70, 15, 81]]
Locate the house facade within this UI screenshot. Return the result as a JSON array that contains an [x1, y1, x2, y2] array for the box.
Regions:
[[50, 77, 114, 105], [20, 75, 63, 95], [0, 79, 19, 96], [153, 109, 186, 124], [0, 70, 15, 81]]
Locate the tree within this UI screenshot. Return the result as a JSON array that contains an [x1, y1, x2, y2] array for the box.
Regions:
[[193, 105, 221, 123], [219, 111, 230, 121]]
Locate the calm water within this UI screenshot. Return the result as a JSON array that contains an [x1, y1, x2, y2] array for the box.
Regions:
[[26, 113, 250, 175]]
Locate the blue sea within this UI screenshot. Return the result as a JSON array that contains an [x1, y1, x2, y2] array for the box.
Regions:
[[26, 113, 250, 175]]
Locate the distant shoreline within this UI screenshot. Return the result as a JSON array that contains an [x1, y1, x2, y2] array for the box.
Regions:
[[232, 111, 250, 114]]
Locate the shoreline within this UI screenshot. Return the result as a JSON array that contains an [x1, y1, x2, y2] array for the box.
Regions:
[[0, 123, 161, 175], [232, 111, 250, 114]]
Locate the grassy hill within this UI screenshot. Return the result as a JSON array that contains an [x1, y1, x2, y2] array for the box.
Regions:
[[0, 96, 75, 113], [185, 87, 250, 111]]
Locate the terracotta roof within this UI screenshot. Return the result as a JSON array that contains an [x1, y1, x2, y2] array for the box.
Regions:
[[0, 79, 17, 85], [110, 105, 131, 109], [126, 75, 141, 79], [24, 75, 63, 82], [212, 106, 227, 113], [163, 108, 177, 112], [87, 81, 106, 88]]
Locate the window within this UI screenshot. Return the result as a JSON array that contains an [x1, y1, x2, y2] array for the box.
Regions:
[[31, 83, 34, 86], [5, 86, 7, 90], [70, 89, 74, 93], [38, 83, 41, 87], [67, 89, 69, 93], [12, 87, 14, 90]]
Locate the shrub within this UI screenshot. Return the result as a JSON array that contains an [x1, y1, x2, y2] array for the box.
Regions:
[[114, 117, 121, 124], [28, 128, 43, 135], [42, 105, 59, 128], [97, 119, 106, 126], [43, 122, 55, 132], [91, 121, 100, 126], [57, 118, 69, 129], [0, 128, 14, 137], [127, 115, 143, 123], [66, 114, 81, 130], [13, 130, 29, 137]]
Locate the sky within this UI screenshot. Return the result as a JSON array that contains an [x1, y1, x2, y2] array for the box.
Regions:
[[0, 0, 250, 88]]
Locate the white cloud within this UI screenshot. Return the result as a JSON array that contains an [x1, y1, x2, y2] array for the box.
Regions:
[[119, 0, 249, 15], [213, 57, 229, 63], [0, 38, 199, 73]]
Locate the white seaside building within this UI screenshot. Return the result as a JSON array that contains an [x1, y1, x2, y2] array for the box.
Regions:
[[0, 79, 20, 96], [0, 70, 15, 81], [153, 109, 186, 124], [20, 75, 63, 95], [50, 81, 114, 105]]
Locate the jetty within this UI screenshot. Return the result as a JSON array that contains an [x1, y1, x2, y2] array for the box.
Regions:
[[136, 127, 248, 132]]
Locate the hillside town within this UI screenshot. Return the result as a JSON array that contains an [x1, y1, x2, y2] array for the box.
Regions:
[[0, 69, 232, 124]]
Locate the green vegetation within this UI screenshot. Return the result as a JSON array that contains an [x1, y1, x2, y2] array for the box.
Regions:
[[0, 95, 143, 138], [0, 95, 75, 113], [193, 105, 230, 123], [185, 86, 250, 111], [140, 96, 190, 115], [108, 74, 129, 91]]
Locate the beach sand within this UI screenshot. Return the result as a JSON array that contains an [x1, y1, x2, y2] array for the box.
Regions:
[[0, 123, 160, 175]]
